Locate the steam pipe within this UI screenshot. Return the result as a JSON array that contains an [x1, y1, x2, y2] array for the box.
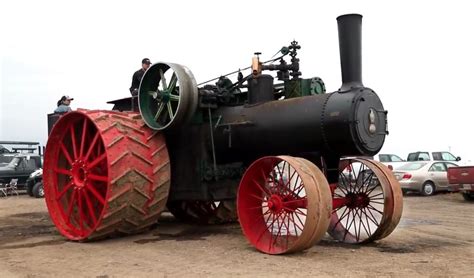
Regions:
[[337, 14, 363, 91]]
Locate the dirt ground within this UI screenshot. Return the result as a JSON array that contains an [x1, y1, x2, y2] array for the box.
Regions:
[[0, 193, 473, 277]]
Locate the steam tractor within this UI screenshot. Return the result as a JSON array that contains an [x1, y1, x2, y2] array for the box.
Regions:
[[43, 14, 403, 255]]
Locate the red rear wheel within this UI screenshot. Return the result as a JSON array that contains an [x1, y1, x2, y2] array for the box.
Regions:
[[44, 110, 171, 240], [237, 156, 331, 254]]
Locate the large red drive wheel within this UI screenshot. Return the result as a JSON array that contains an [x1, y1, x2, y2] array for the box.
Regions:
[[328, 158, 403, 243], [237, 156, 332, 254], [43, 110, 171, 240], [167, 200, 237, 224]]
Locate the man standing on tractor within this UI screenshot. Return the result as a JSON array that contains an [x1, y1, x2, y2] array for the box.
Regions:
[[129, 58, 152, 96], [54, 95, 74, 113]]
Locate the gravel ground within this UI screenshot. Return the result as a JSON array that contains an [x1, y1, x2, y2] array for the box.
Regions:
[[0, 192, 473, 277]]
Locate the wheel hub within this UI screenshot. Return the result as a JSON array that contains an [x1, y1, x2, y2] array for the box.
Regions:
[[71, 160, 88, 188], [158, 90, 171, 103], [346, 192, 370, 209], [267, 194, 284, 213]]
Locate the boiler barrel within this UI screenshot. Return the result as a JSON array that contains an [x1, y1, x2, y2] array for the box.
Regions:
[[212, 88, 387, 163]]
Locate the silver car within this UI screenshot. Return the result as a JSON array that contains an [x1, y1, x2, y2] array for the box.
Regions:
[[392, 161, 459, 196]]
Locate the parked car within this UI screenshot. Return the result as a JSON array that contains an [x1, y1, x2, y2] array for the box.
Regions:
[[447, 166, 474, 201], [0, 145, 11, 154], [26, 168, 44, 198], [377, 153, 406, 170], [0, 154, 16, 166], [407, 151, 461, 162], [378, 154, 404, 162], [392, 161, 459, 196], [0, 154, 43, 190]]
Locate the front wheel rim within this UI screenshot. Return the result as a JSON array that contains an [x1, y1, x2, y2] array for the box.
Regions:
[[237, 156, 331, 254], [328, 158, 403, 243], [424, 184, 434, 195]]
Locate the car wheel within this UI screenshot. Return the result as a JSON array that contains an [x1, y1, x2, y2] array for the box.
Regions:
[[421, 182, 435, 196], [26, 182, 34, 197], [32, 182, 44, 198], [462, 192, 474, 201]]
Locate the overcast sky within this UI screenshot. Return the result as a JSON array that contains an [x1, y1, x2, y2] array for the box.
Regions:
[[1, 0, 473, 163]]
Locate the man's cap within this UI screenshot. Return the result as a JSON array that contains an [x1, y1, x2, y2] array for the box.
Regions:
[[142, 58, 152, 65], [61, 95, 74, 101]]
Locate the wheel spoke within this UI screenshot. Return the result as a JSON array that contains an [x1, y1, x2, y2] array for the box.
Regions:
[[364, 207, 380, 227], [168, 73, 177, 92], [359, 209, 371, 237], [363, 208, 373, 235], [267, 213, 277, 251], [78, 190, 85, 232], [248, 192, 266, 201], [83, 189, 98, 227], [96, 140, 102, 157], [83, 132, 100, 162], [54, 167, 71, 176], [70, 126, 78, 159], [85, 183, 106, 205], [356, 209, 363, 241], [356, 170, 373, 193], [330, 206, 350, 231], [272, 212, 289, 247], [294, 208, 307, 217], [66, 189, 77, 222], [343, 209, 357, 241], [256, 211, 280, 244], [332, 205, 345, 213], [283, 198, 307, 209], [337, 173, 350, 195], [368, 192, 384, 198], [167, 102, 174, 119], [289, 212, 303, 236], [293, 209, 306, 229], [333, 192, 345, 198], [286, 212, 291, 246], [57, 181, 75, 200], [363, 178, 379, 195], [59, 142, 74, 165], [79, 119, 88, 158], [154, 103, 165, 121], [169, 94, 180, 101], [351, 162, 361, 192], [87, 153, 107, 170], [88, 174, 108, 182], [293, 181, 305, 196], [367, 204, 383, 215], [252, 179, 270, 197], [275, 163, 284, 195], [285, 169, 297, 191], [245, 204, 269, 210], [159, 69, 167, 90], [295, 181, 306, 196]]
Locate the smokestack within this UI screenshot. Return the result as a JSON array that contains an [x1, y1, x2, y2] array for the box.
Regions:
[[337, 14, 363, 91]]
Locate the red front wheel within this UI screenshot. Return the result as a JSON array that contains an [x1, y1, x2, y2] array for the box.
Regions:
[[328, 158, 403, 243], [237, 156, 332, 254]]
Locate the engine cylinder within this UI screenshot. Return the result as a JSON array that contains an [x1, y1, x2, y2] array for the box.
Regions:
[[247, 74, 275, 104]]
